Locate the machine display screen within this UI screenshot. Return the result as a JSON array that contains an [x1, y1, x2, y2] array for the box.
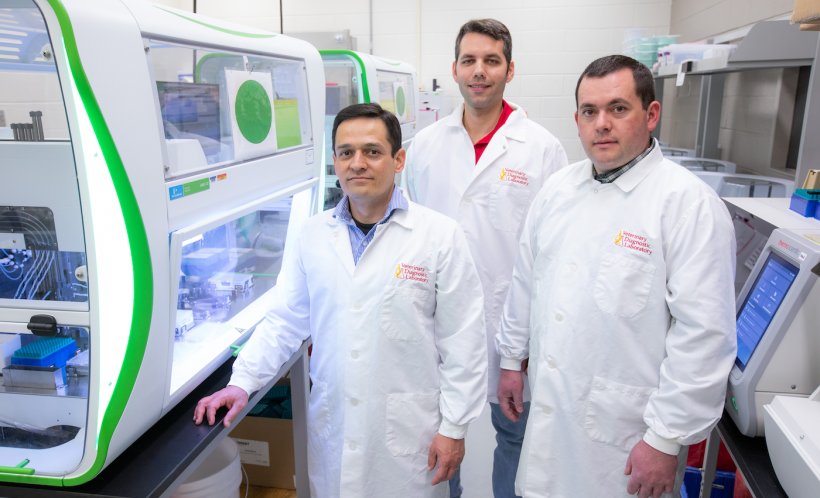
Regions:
[[156, 81, 221, 156], [735, 251, 798, 370]]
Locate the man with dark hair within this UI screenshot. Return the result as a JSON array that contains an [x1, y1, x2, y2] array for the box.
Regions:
[[497, 55, 736, 497], [196, 103, 487, 498], [405, 17, 567, 498], [574, 54, 657, 110]]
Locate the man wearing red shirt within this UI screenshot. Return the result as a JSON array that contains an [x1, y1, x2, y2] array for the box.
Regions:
[[404, 18, 567, 498]]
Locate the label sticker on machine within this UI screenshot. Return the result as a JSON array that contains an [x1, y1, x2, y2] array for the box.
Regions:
[[232, 438, 270, 466], [168, 178, 211, 200]]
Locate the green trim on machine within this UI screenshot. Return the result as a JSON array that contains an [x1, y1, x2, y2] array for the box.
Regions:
[[193, 52, 236, 83], [155, 6, 276, 39], [320, 50, 371, 102], [373, 55, 403, 67], [8, 0, 154, 487], [0, 459, 35, 476]]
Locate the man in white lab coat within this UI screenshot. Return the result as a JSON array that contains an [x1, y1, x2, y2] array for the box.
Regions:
[[404, 18, 567, 498], [195, 103, 487, 498], [496, 55, 737, 498]]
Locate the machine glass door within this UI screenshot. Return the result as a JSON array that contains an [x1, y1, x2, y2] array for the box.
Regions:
[[146, 39, 314, 179], [169, 193, 299, 397], [0, 0, 90, 478], [0, 325, 90, 476], [0, 0, 88, 310], [376, 70, 415, 125], [320, 54, 362, 210]]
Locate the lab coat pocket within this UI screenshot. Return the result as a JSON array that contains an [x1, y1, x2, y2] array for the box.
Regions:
[[381, 283, 434, 342], [385, 392, 440, 457], [583, 376, 655, 451], [308, 380, 333, 443], [592, 252, 656, 318], [489, 183, 529, 232]]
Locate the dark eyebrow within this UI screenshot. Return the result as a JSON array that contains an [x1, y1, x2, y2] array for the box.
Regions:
[[607, 98, 631, 106], [578, 98, 631, 109], [335, 142, 385, 151]]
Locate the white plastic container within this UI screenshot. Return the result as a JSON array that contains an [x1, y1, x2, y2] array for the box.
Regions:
[[659, 43, 712, 64], [172, 438, 242, 498], [658, 43, 737, 66]]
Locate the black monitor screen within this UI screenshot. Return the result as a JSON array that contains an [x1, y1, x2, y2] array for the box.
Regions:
[[156, 81, 221, 156], [735, 251, 798, 370]]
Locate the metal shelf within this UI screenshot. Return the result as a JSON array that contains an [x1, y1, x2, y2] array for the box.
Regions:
[[655, 21, 818, 79], [654, 20, 820, 186]]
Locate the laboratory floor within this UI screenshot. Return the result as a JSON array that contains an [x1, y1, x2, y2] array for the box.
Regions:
[[242, 484, 296, 498]]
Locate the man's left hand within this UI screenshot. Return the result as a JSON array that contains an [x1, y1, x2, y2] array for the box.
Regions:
[[624, 439, 677, 498], [427, 433, 465, 485]]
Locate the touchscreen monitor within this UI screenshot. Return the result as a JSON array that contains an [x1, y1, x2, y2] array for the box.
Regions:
[[735, 251, 798, 370]]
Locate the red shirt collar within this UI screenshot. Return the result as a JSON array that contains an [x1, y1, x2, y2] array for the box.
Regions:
[[474, 100, 513, 164]]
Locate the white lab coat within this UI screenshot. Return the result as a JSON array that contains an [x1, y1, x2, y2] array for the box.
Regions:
[[230, 200, 487, 498], [497, 143, 737, 497], [404, 102, 567, 402]]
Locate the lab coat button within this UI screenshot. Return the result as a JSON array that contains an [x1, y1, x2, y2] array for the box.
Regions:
[[349, 441, 358, 451], [547, 356, 557, 369], [350, 350, 359, 359], [351, 304, 362, 311], [568, 262, 577, 272], [593, 188, 599, 193], [350, 398, 359, 406], [554, 313, 564, 322], [542, 405, 553, 415]]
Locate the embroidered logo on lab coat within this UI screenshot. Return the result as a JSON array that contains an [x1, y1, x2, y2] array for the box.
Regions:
[[499, 168, 529, 186], [395, 263, 429, 283], [614, 230, 653, 255]]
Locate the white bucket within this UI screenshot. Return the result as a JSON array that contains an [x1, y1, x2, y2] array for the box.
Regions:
[[172, 437, 242, 498]]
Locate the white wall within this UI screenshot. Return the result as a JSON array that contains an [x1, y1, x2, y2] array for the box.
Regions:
[[156, 0, 674, 161], [671, 0, 792, 42]]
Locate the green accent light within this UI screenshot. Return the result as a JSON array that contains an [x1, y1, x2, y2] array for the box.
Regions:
[[235, 80, 272, 144], [39, 0, 154, 487], [154, 6, 276, 39], [374, 56, 403, 67], [320, 50, 371, 102], [731, 396, 738, 411]]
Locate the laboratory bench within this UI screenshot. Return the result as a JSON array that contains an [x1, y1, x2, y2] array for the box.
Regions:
[[0, 341, 311, 498]]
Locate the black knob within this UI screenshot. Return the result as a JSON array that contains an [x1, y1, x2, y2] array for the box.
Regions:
[[27, 314, 58, 336]]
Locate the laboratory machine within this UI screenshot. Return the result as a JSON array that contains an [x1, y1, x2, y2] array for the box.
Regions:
[[725, 228, 820, 437], [695, 172, 794, 199], [319, 50, 418, 209], [668, 156, 736, 173], [764, 384, 820, 498], [0, 0, 323, 486], [660, 145, 696, 157], [725, 196, 818, 294]]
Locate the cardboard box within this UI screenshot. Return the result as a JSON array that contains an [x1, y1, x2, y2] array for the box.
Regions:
[[792, 0, 820, 24], [230, 415, 295, 489]]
